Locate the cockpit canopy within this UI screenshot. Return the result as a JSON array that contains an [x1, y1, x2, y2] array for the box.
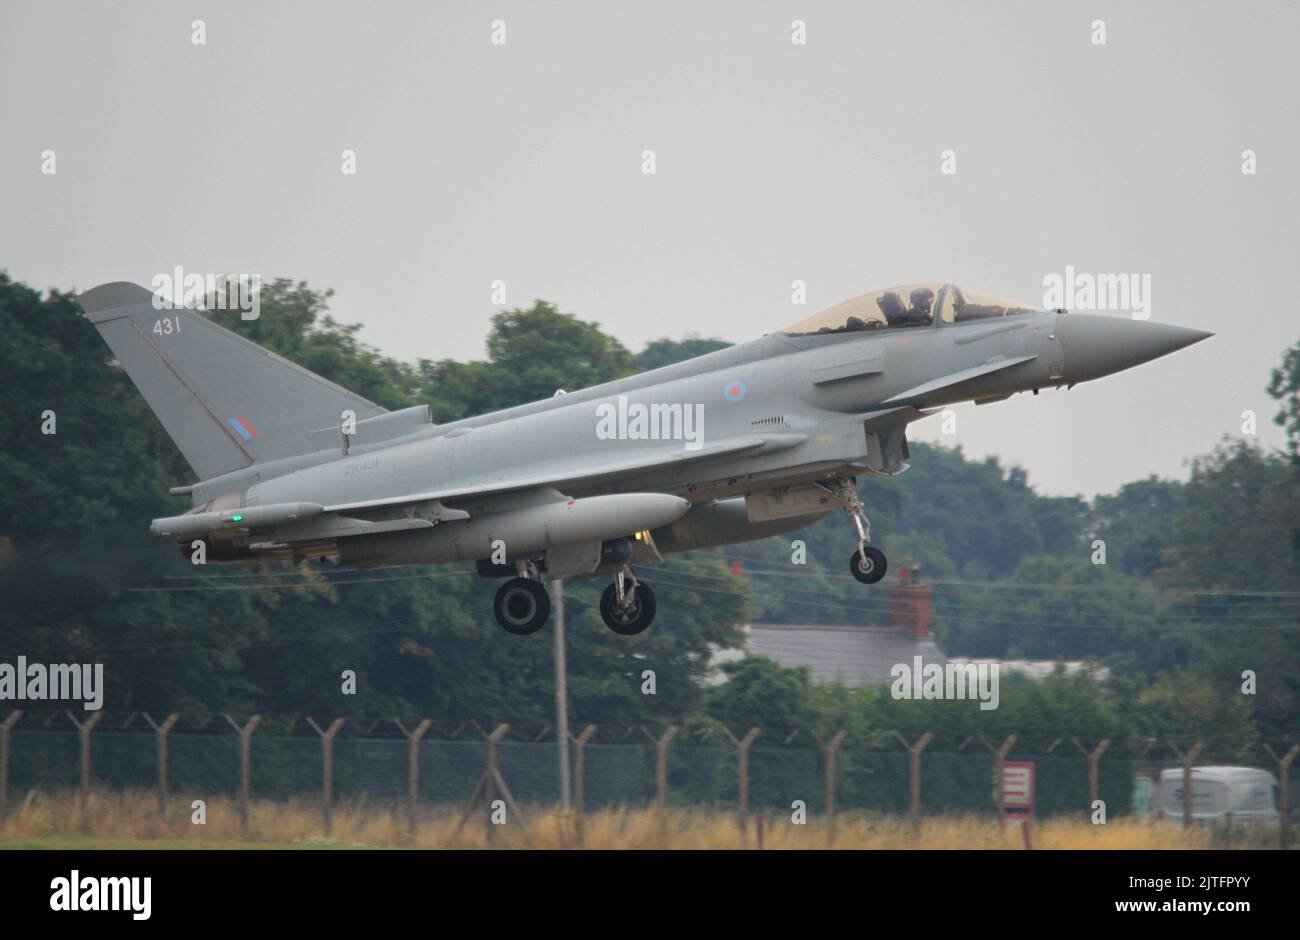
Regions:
[[781, 283, 1043, 336]]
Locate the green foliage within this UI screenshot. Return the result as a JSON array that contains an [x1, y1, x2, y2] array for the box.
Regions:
[[1167, 438, 1300, 592], [940, 554, 1161, 661], [1268, 338, 1300, 459], [0, 276, 742, 725], [0, 274, 187, 538], [1091, 476, 1185, 578], [1131, 668, 1258, 759], [209, 280, 419, 411], [706, 655, 816, 731], [1, 272, 1297, 770], [412, 301, 634, 421], [634, 336, 731, 372]]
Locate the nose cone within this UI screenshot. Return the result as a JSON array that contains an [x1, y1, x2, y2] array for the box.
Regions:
[[1056, 314, 1212, 384]]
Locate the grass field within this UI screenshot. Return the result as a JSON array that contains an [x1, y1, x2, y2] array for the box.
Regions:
[[1, 788, 1273, 849]]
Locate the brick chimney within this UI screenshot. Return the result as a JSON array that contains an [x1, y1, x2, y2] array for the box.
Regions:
[[888, 565, 934, 638]]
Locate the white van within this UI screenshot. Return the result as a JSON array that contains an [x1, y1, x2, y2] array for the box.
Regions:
[[1152, 766, 1279, 824]]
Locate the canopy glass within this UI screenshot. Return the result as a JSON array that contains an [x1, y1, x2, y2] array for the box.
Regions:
[[781, 284, 1043, 335]]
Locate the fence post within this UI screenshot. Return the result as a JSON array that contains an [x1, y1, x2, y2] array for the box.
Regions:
[[981, 734, 1018, 827], [642, 726, 679, 844], [398, 719, 431, 844], [144, 713, 181, 816], [572, 724, 597, 844], [824, 730, 847, 846], [484, 725, 501, 844], [896, 731, 934, 841], [66, 710, 104, 833], [224, 714, 262, 839], [454, 724, 528, 845], [0, 711, 21, 831], [735, 727, 761, 841], [1170, 740, 1204, 832], [656, 727, 679, 813], [306, 718, 347, 838], [1070, 738, 1110, 819], [1263, 743, 1299, 849]]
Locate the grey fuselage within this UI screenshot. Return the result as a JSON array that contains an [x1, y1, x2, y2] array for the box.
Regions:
[[185, 309, 1077, 570]]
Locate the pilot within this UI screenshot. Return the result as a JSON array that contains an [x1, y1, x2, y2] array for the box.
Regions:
[[877, 291, 909, 326], [907, 287, 935, 324]]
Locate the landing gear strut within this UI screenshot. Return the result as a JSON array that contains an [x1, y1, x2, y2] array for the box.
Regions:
[[826, 478, 887, 585], [599, 567, 656, 635], [492, 561, 551, 635]]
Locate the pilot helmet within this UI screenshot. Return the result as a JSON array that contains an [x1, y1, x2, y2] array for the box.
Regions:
[[909, 287, 935, 312]]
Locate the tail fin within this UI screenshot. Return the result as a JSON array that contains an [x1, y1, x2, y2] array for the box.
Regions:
[[79, 281, 387, 480]]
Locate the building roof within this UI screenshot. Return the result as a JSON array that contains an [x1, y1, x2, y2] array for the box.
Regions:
[[715, 623, 948, 687], [946, 658, 1109, 681]]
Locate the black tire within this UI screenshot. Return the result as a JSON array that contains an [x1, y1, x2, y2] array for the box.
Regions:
[[600, 581, 656, 635], [493, 578, 550, 635], [850, 547, 887, 584]]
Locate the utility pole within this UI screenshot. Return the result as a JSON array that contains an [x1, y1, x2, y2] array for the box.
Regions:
[[554, 579, 571, 811]]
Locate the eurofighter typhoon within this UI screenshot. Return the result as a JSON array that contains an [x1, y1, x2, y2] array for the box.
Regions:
[[80, 281, 1210, 635]]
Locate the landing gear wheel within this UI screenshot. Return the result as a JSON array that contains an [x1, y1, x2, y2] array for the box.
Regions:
[[493, 577, 551, 635], [600, 581, 656, 635], [850, 546, 887, 584]]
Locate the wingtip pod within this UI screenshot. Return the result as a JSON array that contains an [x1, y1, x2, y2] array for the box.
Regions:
[[77, 281, 157, 320]]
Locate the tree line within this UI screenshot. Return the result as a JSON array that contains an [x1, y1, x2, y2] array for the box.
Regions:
[[0, 271, 1296, 756]]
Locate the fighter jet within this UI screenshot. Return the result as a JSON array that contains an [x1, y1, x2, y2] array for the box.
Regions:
[[79, 281, 1210, 636]]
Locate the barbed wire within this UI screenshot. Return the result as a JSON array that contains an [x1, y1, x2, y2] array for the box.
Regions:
[[5, 711, 1293, 759]]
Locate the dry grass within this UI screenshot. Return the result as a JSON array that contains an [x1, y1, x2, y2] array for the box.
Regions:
[[0, 788, 1254, 849]]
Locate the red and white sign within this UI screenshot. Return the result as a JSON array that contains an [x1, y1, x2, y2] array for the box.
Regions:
[[999, 761, 1036, 818]]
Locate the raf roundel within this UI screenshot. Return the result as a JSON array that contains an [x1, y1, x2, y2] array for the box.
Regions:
[[227, 415, 260, 441], [723, 379, 747, 402]]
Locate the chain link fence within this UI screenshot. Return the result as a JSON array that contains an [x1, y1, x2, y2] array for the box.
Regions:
[[1, 712, 1295, 842]]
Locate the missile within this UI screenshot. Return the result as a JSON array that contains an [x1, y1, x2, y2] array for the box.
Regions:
[[150, 502, 324, 538]]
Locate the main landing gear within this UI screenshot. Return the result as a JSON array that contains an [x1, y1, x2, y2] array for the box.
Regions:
[[826, 478, 888, 585], [599, 567, 656, 636], [489, 560, 657, 636], [493, 576, 551, 635]]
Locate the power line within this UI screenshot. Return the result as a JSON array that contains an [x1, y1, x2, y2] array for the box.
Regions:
[[646, 570, 1300, 632], [124, 569, 470, 593], [658, 560, 1300, 623], [718, 556, 1300, 599]]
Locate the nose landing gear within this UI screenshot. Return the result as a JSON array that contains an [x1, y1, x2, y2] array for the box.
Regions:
[[599, 567, 656, 635], [829, 478, 888, 585]]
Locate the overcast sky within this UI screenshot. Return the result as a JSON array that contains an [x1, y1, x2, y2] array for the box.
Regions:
[[3, 0, 1296, 497]]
